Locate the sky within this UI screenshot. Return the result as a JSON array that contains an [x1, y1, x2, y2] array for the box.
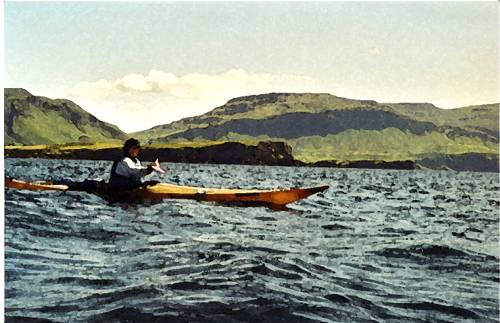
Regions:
[[4, 2, 499, 133]]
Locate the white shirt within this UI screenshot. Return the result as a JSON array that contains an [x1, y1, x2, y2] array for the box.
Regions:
[[114, 157, 150, 180]]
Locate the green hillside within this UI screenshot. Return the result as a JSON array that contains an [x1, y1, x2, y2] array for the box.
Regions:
[[4, 88, 126, 145], [387, 103, 499, 136], [132, 93, 379, 141], [5, 89, 498, 166], [132, 93, 499, 162]]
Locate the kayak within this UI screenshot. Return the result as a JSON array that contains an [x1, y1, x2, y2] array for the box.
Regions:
[[5, 177, 329, 208]]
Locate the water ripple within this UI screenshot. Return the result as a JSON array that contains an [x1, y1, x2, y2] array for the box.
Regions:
[[4, 158, 499, 322]]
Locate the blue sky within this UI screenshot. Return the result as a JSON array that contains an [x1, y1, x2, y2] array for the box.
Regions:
[[5, 2, 499, 132]]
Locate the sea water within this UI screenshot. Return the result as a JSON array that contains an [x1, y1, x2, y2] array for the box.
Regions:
[[4, 158, 499, 322]]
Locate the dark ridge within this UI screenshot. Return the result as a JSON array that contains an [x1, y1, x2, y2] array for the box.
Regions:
[[227, 94, 260, 103], [215, 102, 253, 116], [205, 92, 339, 118], [168, 110, 438, 140], [445, 126, 498, 142], [417, 153, 499, 172], [471, 126, 500, 139], [226, 92, 294, 104], [5, 142, 497, 172], [309, 160, 416, 170], [4, 142, 297, 166]]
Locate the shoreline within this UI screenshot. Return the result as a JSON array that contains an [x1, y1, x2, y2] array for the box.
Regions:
[[4, 141, 498, 172]]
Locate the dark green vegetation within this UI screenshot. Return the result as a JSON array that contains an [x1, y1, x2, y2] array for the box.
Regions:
[[4, 89, 498, 171], [4, 88, 125, 145], [132, 93, 498, 164]]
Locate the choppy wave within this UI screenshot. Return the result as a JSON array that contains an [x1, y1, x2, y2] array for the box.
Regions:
[[5, 158, 499, 322]]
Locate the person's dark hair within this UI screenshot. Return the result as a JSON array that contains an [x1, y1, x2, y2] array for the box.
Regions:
[[123, 138, 141, 155]]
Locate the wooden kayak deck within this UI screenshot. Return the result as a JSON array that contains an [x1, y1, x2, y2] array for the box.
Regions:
[[5, 177, 329, 208]]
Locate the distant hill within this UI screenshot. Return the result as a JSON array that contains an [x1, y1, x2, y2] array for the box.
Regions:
[[4, 88, 125, 145], [132, 93, 499, 163], [4, 89, 498, 171]]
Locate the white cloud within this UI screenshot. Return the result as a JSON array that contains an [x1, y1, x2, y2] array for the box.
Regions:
[[68, 69, 325, 132], [368, 47, 384, 56], [71, 68, 316, 99], [115, 73, 153, 92]]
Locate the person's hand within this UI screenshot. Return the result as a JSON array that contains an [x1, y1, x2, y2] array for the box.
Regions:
[[151, 158, 166, 174]]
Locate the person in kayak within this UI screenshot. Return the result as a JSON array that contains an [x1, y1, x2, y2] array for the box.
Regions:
[[109, 138, 165, 191]]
